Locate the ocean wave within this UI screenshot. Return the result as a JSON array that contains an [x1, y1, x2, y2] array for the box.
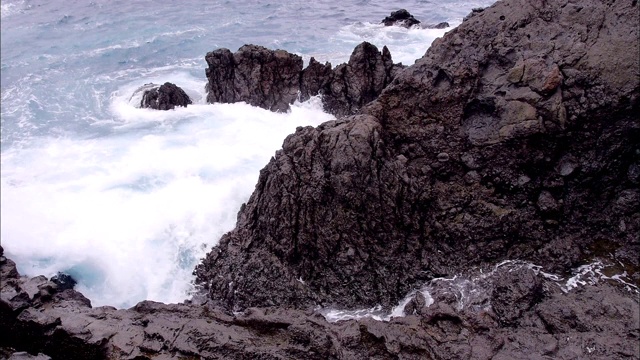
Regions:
[[1, 93, 332, 308], [1, 0, 25, 18]]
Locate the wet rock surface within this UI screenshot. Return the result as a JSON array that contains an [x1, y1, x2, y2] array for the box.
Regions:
[[140, 82, 192, 110], [196, 0, 639, 311], [2, 246, 638, 359], [205, 42, 403, 116]]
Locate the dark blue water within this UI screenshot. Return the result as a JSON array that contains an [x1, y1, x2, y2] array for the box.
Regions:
[[1, 0, 496, 308]]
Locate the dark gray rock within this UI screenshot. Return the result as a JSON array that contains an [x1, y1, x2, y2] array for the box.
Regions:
[[403, 292, 427, 315], [490, 267, 542, 326], [3, 0, 639, 358], [8, 352, 51, 360], [381, 9, 421, 28], [299, 57, 332, 102], [2, 255, 638, 360], [428, 22, 450, 29], [463, 7, 485, 22], [205, 42, 403, 116], [140, 82, 192, 110], [49, 273, 76, 291], [196, 0, 639, 311], [321, 42, 399, 116], [206, 45, 303, 112]]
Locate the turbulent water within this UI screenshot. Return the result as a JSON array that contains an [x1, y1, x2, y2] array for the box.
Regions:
[[1, 0, 497, 308], [320, 259, 640, 322]]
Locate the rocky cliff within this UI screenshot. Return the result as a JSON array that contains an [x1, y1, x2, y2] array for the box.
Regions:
[[195, 0, 639, 311], [2, 0, 639, 359]]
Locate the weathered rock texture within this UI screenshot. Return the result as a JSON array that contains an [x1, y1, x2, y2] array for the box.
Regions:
[[140, 82, 192, 110], [195, 0, 639, 311], [205, 42, 403, 116], [2, 246, 638, 360], [2, 0, 639, 358]]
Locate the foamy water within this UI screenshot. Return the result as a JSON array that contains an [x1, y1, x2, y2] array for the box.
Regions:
[[1, 0, 496, 308], [320, 259, 639, 323]]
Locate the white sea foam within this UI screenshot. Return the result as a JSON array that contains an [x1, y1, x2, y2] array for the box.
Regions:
[[332, 21, 458, 65], [320, 259, 637, 323], [1, 0, 24, 18], [1, 94, 333, 308]]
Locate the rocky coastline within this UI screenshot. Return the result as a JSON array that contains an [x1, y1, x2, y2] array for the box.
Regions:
[[2, 1, 639, 359]]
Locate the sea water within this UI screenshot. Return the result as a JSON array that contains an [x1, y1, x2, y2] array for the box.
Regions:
[[1, 0, 496, 308]]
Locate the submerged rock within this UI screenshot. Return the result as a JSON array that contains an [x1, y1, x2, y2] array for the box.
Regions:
[[205, 42, 403, 116], [140, 82, 192, 110], [424, 21, 449, 29]]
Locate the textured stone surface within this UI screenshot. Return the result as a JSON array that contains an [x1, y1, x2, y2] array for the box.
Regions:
[[205, 45, 304, 112], [196, 0, 639, 310], [2, 0, 639, 358], [205, 42, 402, 116], [2, 247, 638, 360]]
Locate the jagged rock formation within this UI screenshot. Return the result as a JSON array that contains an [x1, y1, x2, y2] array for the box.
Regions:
[[205, 42, 403, 116], [205, 45, 303, 113], [2, 245, 638, 359], [140, 82, 192, 110], [382, 9, 421, 28], [195, 0, 639, 311], [2, 0, 639, 358]]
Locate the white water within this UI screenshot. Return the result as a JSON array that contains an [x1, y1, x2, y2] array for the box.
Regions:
[[320, 259, 638, 323], [1, 0, 496, 308]]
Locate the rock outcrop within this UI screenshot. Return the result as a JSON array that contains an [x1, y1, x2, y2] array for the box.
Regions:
[[2, 0, 639, 358], [140, 82, 192, 110], [382, 9, 449, 29], [2, 245, 638, 359], [195, 0, 639, 312], [205, 42, 403, 116], [381, 9, 421, 28]]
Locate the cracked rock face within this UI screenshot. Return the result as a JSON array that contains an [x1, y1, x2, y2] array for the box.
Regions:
[[195, 0, 639, 311]]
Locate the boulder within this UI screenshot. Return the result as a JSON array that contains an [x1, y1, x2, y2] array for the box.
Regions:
[[140, 82, 192, 110], [381, 9, 421, 28], [424, 22, 449, 29]]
